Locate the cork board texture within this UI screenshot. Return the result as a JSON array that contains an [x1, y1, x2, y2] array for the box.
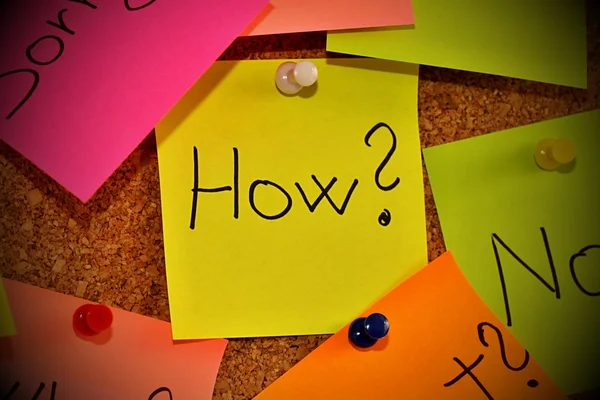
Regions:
[[1, 2, 599, 399]]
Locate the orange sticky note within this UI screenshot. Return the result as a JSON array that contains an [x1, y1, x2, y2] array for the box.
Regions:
[[242, 0, 414, 36], [0, 279, 227, 399], [254, 252, 566, 400]]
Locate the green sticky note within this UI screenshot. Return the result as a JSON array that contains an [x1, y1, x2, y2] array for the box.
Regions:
[[423, 110, 600, 395], [327, 0, 587, 88], [0, 278, 16, 336]]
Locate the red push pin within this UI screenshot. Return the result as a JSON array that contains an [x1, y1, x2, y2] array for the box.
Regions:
[[73, 304, 113, 336]]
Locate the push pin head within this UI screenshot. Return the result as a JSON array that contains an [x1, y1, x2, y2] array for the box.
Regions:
[[73, 304, 113, 337], [534, 138, 575, 171], [348, 312, 390, 348], [275, 60, 318, 95]]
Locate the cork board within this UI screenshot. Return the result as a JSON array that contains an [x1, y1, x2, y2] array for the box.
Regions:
[[1, 2, 599, 398]]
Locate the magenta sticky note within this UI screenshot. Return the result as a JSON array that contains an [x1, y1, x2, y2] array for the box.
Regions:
[[0, 0, 268, 202]]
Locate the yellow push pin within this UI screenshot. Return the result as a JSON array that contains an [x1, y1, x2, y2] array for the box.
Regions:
[[534, 137, 575, 171]]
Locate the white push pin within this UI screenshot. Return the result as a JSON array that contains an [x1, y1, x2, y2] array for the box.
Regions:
[[275, 60, 318, 95]]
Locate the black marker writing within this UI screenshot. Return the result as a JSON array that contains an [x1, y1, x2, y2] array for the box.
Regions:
[[477, 322, 529, 371], [148, 387, 173, 400], [364, 122, 399, 191], [31, 382, 46, 400], [189, 146, 238, 230], [188, 152, 360, 226], [443, 354, 493, 399], [364, 122, 400, 226], [68, 0, 98, 9], [378, 209, 391, 226], [444, 321, 538, 399], [125, 0, 158, 11], [491, 227, 599, 327], [46, 10, 75, 36], [0, 69, 39, 119], [2, 381, 57, 400], [187, 122, 404, 226], [1, 0, 157, 119], [26, 35, 64, 66], [491, 227, 560, 327], [1, 381, 20, 400], [1, 381, 171, 399], [249, 180, 293, 220], [295, 176, 359, 215], [569, 244, 600, 296]]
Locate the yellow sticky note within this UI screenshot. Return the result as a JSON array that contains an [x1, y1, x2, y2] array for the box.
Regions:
[[0, 277, 16, 336], [155, 59, 427, 339]]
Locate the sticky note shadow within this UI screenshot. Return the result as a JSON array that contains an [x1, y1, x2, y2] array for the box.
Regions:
[[73, 325, 113, 345], [331, 24, 415, 36], [325, 57, 418, 78], [346, 329, 390, 353], [276, 80, 319, 98], [155, 62, 237, 146], [556, 158, 576, 174], [172, 339, 222, 346]]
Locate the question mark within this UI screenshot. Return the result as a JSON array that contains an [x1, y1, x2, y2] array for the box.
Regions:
[[148, 387, 173, 400], [364, 122, 400, 226]]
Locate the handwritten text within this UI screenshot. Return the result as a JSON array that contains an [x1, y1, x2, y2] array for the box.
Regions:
[[491, 227, 599, 327], [188, 122, 400, 228], [1, 381, 173, 399], [443, 321, 539, 399], [1, 0, 157, 120]]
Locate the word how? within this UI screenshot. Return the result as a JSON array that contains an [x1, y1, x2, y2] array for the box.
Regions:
[[491, 227, 599, 327], [1, 381, 173, 400], [1, 0, 157, 120], [444, 321, 539, 399], [189, 122, 400, 229]]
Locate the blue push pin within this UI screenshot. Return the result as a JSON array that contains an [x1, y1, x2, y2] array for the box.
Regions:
[[348, 312, 390, 348]]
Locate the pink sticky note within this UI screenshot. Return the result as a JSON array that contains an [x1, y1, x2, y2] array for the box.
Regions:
[[0, 279, 228, 399], [0, 0, 268, 202], [242, 0, 414, 36]]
